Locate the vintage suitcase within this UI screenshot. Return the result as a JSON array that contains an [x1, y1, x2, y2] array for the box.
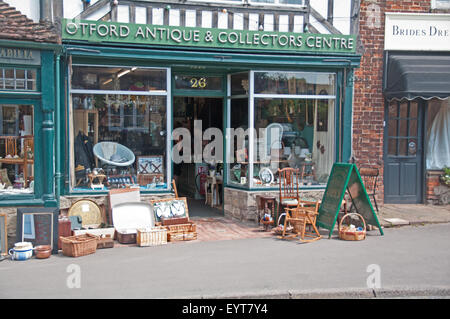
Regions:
[[108, 188, 141, 226], [112, 202, 155, 244]]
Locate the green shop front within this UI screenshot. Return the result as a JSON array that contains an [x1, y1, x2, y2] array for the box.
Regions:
[[0, 40, 60, 251], [60, 19, 360, 223]]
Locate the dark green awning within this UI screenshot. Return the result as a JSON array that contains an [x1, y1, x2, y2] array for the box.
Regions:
[[384, 53, 450, 100]]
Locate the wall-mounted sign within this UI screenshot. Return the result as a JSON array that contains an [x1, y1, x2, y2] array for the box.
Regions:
[[0, 47, 41, 65], [62, 19, 356, 54], [385, 13, 450, 51]]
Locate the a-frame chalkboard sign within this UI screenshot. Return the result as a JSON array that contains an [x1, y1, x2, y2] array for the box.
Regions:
[[317, 163, 384, 238]]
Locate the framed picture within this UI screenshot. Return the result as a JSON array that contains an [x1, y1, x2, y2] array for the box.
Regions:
[[150, 197, 189, 223], [137, 155, 164, 174], [0, 213, 7, 256], [16, 207, 59, 254]]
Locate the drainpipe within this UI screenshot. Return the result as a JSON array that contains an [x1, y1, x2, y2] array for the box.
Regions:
[[40, 0, 52, 22], [55, 53, 61, 207]]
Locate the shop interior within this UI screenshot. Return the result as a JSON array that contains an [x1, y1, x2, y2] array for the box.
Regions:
[[173, 96, 224, 213], [0, 104, 34, 194]]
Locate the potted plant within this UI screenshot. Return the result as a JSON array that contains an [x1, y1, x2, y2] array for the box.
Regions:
[[440, 167, 450, 187]]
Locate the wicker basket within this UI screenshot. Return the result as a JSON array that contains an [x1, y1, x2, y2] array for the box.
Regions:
[[164, 221, 196, 233], [167, 231, 197, 242], [137, 227, 167, 247], [60, 234, 99, 257], [338, 213, 366, 241]]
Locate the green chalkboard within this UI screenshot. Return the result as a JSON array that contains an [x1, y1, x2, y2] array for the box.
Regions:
[[317, 163, 383, 238]]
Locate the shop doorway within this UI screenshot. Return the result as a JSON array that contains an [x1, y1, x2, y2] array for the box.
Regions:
[[173, 96, 224, 217], [384, 99, 424, 203]]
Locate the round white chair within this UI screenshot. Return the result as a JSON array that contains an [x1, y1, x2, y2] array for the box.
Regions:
[[93, 142, 135, 167]]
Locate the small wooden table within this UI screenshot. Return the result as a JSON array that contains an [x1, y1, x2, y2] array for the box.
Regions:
[[88, 173, 106, 189]]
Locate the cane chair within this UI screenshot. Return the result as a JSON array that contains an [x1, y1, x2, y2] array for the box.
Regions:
[[277, 168, 300, 219], [281, 205, 321, 242]]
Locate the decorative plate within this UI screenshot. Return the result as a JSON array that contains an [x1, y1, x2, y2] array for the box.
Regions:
[[259, 167, 274, 185]]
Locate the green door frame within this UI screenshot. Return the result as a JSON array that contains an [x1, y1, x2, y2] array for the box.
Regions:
[[61, 44, 360, 197], [171, 70, 228, 208]]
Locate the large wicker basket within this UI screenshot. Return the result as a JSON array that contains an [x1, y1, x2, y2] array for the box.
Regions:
[[338, 213, 366, 241], [60, 234, 99, 257]]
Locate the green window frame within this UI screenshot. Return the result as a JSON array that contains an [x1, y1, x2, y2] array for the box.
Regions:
[[0, 65, 40, 92], [67, 63, 173, 195]]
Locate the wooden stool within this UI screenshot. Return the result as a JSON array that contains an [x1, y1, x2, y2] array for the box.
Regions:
[[257, 195, 276, 230]]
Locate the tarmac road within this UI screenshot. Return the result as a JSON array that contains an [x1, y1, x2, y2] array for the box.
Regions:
[[1, 223, 449, 299]]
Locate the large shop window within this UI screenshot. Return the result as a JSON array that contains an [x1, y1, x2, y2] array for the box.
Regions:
[[426, 98, 450, 170], [69, 65, 170, 191], [0, 104, 34, 194], [227, 71, 336, 188]]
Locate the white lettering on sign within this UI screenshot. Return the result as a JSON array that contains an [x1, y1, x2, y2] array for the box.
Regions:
[[385, 13, 450, 51], [63, 20, 355, 52]]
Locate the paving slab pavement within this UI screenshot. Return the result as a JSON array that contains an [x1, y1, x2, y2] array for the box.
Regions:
[[378, 204, 450, 227]]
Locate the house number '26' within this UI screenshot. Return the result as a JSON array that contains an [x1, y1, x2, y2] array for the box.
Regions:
[[190, 77, 207, 88]]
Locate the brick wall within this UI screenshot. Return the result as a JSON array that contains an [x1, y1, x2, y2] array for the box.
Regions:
[[352, 0, 447, 206], [425, 171, 442, 203]]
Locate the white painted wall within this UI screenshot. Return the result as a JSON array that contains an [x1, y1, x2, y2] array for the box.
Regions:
[[310, 0, 352, 35], [310, 0, 327, 20], [4, 0, 40, 22], [63, 0, 84, 19], [333, 0, 351, 34], [63, 0, 101, 19]]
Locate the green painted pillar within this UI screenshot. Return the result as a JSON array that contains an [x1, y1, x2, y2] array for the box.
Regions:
[[41, 50, 56, 205], [342, 69, 354, 163]]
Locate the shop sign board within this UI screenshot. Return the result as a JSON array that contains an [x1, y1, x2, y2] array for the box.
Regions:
[[385, 13, 450, 51], [0, 47, 41, 65], [62, 18, 356, 54], [317, 163, 384, 238]]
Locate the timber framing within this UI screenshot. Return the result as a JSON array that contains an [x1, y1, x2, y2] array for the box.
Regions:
[[72, 0, 346, 35]]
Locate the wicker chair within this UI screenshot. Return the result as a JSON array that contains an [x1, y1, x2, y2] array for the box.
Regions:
[[281, 205, 321, 242]]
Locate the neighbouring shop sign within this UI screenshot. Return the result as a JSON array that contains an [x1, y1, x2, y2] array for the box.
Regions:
[[0, 47, 40, 65], [385, 13, 450, 51], [62, 19, 356, 54]]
